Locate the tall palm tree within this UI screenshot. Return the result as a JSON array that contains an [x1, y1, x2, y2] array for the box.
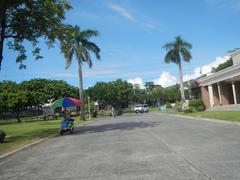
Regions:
[[60, 25, 100, 120], [163, 36, 192, 103]]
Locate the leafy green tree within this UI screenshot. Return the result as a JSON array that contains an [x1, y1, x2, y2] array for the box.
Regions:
[[84, 80, 133, 110], [0, 0, 71, 69], [163, 85, 181, 103], [0, 91, 8, 119], [212, 58, 233, 73], [84, 82, 111, 110], [113, 79, 132, 108], [0, 81, 18, 119], [60, 25, 101, 120], [150, 86, 164, 103], [6, 90, 31, 122], [0, 79, 78, 120], [19, 78, 78, 117], [163, 36, 192, 103], [0, 80, 17, 92], [145, 82, 154, 91]]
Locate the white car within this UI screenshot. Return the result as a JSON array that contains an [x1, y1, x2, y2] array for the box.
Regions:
[[134, 104, 149, 113]]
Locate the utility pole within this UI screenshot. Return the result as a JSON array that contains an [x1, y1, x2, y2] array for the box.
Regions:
[[88, 96, 91, 121]]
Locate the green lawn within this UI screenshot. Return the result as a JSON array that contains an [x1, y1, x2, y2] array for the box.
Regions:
[[167, 111, 240, 122], [0, 117, 86, 155]]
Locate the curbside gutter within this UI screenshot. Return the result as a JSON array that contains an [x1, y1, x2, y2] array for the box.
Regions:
[[158, 112, 240, 125]]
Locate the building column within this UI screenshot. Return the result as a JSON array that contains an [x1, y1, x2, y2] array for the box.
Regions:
[[232, 82, 237, 104], [208, 85, 214, 107], [217, 83, 222, 105]]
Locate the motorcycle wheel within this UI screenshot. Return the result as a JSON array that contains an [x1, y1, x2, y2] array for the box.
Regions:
[[70, 128, 74, 134], [60, 130, 64, 135]]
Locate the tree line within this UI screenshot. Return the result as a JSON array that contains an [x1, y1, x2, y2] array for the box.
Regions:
[[84, 79, 185, 110], [0, 79, 78, 122], [0, 78, 185, 122]]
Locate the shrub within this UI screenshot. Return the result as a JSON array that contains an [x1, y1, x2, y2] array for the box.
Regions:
[[183, 107, 194, 113], [0, 130, 6, 143], [175, 101, 182, 112], [189, 99, 205, 111], [166, 102, 172, 109]]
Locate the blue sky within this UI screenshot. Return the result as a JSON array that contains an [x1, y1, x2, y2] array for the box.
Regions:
[[1, 0, 240, 88]]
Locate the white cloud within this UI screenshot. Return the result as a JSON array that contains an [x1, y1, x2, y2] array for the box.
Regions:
[[108, 3, 136, 22], [140, 22, 156, 30], [107, 3, 156, 30], [153, 71, 177, 88], [183, 55, 230, 81], [128, 77, 144, 89]]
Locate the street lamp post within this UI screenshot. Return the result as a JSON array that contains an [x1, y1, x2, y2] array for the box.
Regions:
[[88, 96, 91, 121]]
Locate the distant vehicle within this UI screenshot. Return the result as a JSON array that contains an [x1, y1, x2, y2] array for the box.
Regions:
[[134, 104, 149, 113]]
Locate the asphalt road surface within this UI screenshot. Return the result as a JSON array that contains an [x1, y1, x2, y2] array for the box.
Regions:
[[0, 113, 240, 180]]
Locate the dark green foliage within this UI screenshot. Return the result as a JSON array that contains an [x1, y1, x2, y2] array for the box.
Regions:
[[0, 79, 78, 121], [189, 99, 205, 111], [84, 79, 132, 109], [212, 58, 233, 73], [163, 85, 181, 103], [84, 79, 183, 110], [166, 102, 172, 108], [145, 82, 155, 91], [59, 25, 100, 69], [6, 90, 31, 122], [0, 0, 71, 69]]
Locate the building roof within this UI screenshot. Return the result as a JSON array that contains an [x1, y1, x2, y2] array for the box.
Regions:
[[196, 64, 240, 86]]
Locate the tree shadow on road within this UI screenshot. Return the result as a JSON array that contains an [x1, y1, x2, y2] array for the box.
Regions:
[[73, 121, 160, 135]]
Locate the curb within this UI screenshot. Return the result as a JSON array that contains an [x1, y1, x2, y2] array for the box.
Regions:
[[0, 135, 56, 160], [158, 112, 240, 125], [0, 121, 91, 161]]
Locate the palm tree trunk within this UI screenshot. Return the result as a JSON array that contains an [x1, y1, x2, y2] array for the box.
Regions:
[[0, 1, 6, 70], [78, 61, 85, 120], [178, 62, 185, 103]]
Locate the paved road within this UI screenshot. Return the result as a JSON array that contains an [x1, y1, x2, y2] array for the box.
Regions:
[[0, 113, 240, 180]]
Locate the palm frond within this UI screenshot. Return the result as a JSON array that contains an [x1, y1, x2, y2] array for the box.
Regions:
[[163, 42, 175, 50], [65, 46, 75, 69], [83, 40, 101, 59], [80, 29, 99, 39], [82, 48, 93, 68], [62, 26, 100, 69], [164, 49, 181, 64], [182, 41, 192, 49], [180, 48, 192, 62], [163, 35, 192, 64], [164, 50, 176, 64]]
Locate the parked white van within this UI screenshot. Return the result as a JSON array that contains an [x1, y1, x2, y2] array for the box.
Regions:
[[134, 104, 149, 113]]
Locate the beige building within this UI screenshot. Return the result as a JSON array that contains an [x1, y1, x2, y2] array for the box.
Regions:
[[190, 50, 240, 110]]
